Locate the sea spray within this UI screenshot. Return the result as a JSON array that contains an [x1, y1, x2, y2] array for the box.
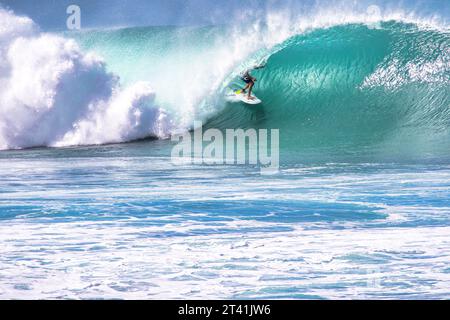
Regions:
[[0, 8, 171, 150]]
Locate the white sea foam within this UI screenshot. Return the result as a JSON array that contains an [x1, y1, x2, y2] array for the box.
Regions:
[[0, 8, 171, 150], [0, 155, 449, 299], [0, 211, 448, 299]]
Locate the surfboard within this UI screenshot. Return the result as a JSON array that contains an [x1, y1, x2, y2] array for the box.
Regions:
[[233, 90, 262, 105]]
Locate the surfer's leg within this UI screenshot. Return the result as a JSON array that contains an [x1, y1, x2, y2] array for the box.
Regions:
[[248, 81, 255, 99]]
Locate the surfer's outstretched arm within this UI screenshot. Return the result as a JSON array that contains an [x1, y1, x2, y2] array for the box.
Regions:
[[252, 61, 267, 70]]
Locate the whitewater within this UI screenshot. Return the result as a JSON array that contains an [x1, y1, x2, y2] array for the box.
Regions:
[[0, 2, 449, 299]]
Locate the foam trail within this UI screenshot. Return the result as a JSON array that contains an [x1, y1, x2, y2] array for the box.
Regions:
[[0, 8, 171, 150]]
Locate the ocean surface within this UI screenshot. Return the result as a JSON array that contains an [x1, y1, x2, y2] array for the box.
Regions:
[[0, 4, 449, 299], [1, 144, 450, 299]]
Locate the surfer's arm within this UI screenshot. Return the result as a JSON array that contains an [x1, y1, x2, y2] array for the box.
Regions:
[[252, 61, 267, 70], [246, 64, 265, 81]]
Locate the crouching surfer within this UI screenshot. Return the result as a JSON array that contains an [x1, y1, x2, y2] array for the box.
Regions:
[[238, 63, 266, 100]]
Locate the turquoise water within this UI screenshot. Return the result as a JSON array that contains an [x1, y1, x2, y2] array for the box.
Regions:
[[1, 143, 450, 299], [73, 22, 450, 160], [0, 15, 449, 298]]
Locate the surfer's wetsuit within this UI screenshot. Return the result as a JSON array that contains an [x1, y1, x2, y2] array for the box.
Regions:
[[239, 64, 265, 98], [241, 63, 265, 84]]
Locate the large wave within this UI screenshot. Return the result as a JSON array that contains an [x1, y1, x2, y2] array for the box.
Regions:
[[209, 22, 450, 158], [0, 4, 449, 155]]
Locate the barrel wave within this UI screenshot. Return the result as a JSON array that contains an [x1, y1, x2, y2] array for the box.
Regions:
[[72, 20, 450, 160], [210, 22, 450, 160], [0, 6, 449, 160]]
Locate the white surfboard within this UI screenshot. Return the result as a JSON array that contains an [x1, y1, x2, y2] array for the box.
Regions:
[[228, 90, 262, 105]]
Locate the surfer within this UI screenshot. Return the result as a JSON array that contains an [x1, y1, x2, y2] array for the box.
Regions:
[[240, 63, 266, 100]]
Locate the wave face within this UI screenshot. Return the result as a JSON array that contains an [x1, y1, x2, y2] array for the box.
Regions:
[[0, 6, 449, 158], [210, 22, 450, 159]]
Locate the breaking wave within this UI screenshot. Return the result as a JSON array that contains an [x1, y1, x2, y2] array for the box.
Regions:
[[0, 3, 448, 156]]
